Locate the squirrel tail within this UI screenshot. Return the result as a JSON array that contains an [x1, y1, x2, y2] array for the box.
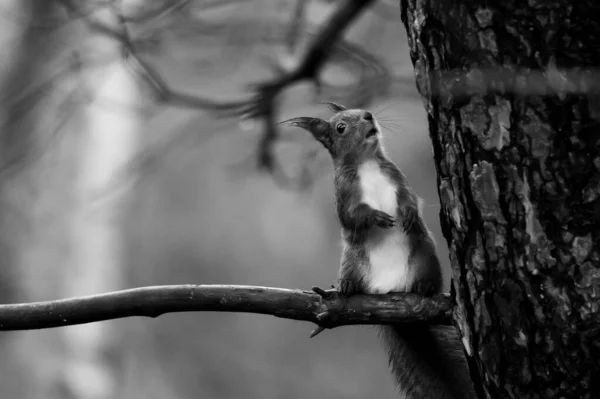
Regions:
[[378, 324, 476, 399]]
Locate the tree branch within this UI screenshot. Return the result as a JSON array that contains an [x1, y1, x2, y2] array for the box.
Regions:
[[59, 0, 249, 113], [121, 0, 190, 24], [234, 0, 376, 182], [241, 0, 377, 119], [0, 285, 453, 333], [58, 0, 381, 191]]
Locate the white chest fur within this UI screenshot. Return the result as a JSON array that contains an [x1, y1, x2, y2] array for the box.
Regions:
[[357, 161, 411, 294]]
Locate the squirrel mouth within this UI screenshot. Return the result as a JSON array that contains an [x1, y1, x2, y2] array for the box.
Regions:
[[366, 128, 378, 138]]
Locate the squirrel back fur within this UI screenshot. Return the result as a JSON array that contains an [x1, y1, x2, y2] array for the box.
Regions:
[[281, 102, 475, 399]]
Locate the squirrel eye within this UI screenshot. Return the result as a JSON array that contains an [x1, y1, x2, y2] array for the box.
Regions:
[[336, 123, 346, 134]]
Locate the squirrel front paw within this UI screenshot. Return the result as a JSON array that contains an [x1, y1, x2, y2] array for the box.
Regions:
[[371, 210, 395, 229], [400, 206, 419, 233]]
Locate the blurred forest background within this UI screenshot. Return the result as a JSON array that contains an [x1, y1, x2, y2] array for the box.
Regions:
[[0, 1, 450, 398]]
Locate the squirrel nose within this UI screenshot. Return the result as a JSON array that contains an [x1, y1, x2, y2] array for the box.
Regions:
[[363, 111, 373, 121]]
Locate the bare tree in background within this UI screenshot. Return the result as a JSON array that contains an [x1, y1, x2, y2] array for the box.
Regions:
[[8, 0, 600, 398], [401, 0, 600, 397], [0, 1, 142, 398], [0, 1, 394, 398]]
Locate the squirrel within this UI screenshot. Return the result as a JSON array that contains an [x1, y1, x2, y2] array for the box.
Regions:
[[281, 102, 476, 399]]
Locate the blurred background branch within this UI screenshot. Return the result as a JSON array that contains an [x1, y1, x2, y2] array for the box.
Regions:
[[58, 0, 390, 192]]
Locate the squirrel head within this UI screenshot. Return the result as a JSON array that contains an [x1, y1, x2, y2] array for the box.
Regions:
[[280, 102, 381, 159]]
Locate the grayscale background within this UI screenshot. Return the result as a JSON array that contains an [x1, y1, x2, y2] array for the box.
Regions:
[[0, 1, 448, 398]]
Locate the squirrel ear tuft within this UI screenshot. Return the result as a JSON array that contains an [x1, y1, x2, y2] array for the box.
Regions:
[[278, 117, 330, 138], [321, 101, 347, 113]]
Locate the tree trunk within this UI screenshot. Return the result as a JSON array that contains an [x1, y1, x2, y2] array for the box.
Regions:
[[400, 0, 600, 398], [0, 1, 142, 398]]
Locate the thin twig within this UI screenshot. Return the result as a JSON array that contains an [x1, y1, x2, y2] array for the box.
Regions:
[[59, 0, 248, 113], [284, 0, 308, 54], [0, 285, 453, 332], [59, 0, 380, 183], [121, 0, 190, 24], [235, 0, 376, 176]]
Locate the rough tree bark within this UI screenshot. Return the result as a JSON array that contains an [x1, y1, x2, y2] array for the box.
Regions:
[[400, 0, 600, 398]]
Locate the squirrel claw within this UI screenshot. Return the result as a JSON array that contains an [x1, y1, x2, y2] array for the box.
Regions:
[[401, 206, 419, 233], [310, 326, 326, 338], [310, 309, 333, 338], [312, 286, 332, 298], [372, 210, 395, 229], [316, 311, 330, 320]]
